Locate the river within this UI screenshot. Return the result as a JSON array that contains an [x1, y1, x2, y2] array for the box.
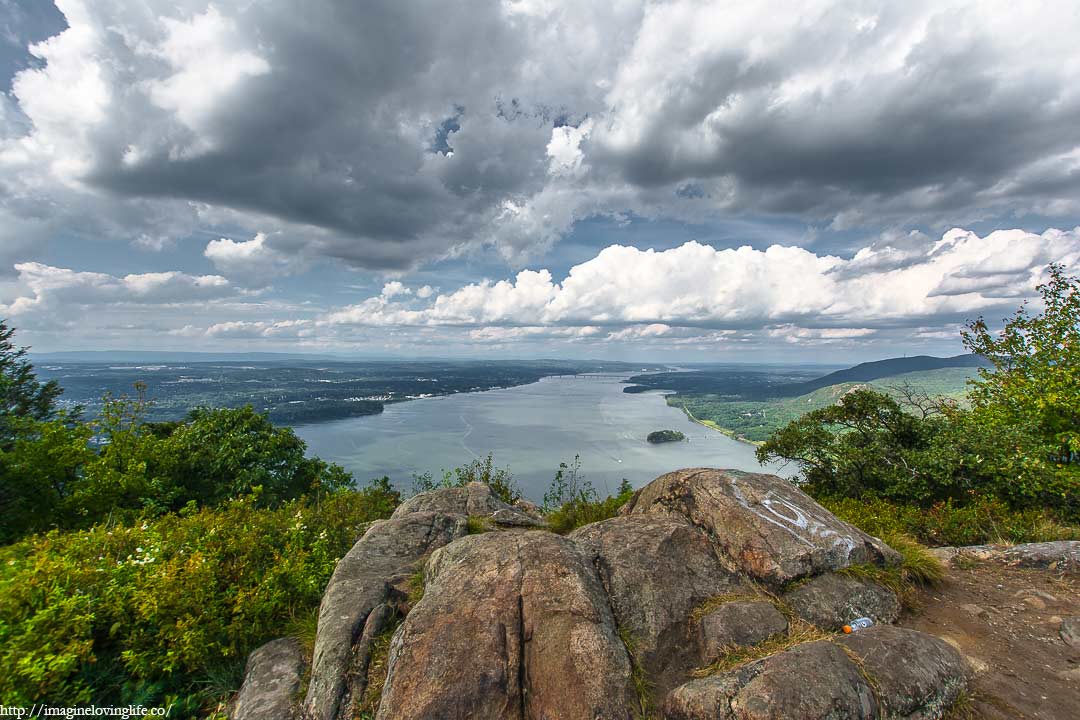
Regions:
[[295, 373, 797, 501]]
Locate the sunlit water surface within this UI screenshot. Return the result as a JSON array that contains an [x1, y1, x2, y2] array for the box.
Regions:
[[295, 374, 796, 501]]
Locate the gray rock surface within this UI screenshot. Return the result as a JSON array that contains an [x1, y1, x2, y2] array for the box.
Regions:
[[932, 541, 1080, 573], [491, 507, 546, 527], [302, 511, 466, 720], [283, 470, 970, 720], [664, 640, 877, 720], [376, 531, 635, 720], [666, 627, 966, 719], [838, 625, 969, 719], [621, 468, 899, 586], [1061, 616, 1080, 649], [570, 515, 749, 694], [784, 572, 901, 631], [232, 638, 305, 720], [1002, 541, 1080, 571], [390, 481, 537, 526], [697, 600, 788, 662]]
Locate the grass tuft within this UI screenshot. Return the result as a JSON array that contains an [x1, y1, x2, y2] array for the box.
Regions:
[[616, 626, 655, 719], [406, 566, 426, 607], [689, 592, 768, 625], [356, 616, 402, 719], [691, 615, 829, 678], [466, 515, 493, 534], [285, 605, 321, 656], [838, 532, 946, 608], [941, 689, 977, 720]]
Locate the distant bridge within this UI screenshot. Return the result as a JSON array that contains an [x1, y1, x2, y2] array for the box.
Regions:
[[549, 373, 634, 380]]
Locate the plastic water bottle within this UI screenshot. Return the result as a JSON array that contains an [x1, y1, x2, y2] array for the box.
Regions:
[[842, 617, 874, 634]]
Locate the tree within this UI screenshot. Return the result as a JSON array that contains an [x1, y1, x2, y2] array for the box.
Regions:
[[0, 320, 62, 446], [0, 321, 80, 540], [962, 263, 1080, 466], [152, 405, 352, 509]]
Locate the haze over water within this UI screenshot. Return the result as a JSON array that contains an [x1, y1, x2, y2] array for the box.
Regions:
[[295, 374, 796, 501]]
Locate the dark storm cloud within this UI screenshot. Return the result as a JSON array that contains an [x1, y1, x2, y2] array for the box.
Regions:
[[3, 0, 1080, 274]]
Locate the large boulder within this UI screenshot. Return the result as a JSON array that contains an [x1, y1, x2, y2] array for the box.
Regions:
[[390, 481, 541, 527], [664, 640, 877, 720], [302, 511, 467, 720], [621, 468, 899, 586], [571, 515, 751, 694], [837, 626, 969, 719], [376, 531, 635, 719], [697, 600, 788, 662], [232, 638, 306, 720], [784, 572, 901, 631], [665, 627, 967, 720]]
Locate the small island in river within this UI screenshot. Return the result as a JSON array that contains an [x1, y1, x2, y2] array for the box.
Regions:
[[646, 429, 686, 444]]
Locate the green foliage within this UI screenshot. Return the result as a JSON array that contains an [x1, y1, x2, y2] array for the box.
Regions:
[[1, 388, 357, 543], [0, 481, 398, 710], [820, 494, 1080, 547], [0, 413, 95, 543], [410, 452, 521, 504], [962, 263, 1080, 516], [152, 405, 353, 509], [757, 387, 1071, 517], [646, 429, 685, 444], [544, 460, 634, 534], [0, 321, 75, 542], [669, 367, 978, 443], [0, 319, 63, 443], [756, 268, 1080, 529]]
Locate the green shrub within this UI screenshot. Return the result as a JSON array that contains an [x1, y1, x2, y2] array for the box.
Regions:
[[820, 494, 1080, 547], [544, 458, 635, 534], [410, 452, 521, 505], [0, 482, 398, 711], [1, 393, 355, 543]]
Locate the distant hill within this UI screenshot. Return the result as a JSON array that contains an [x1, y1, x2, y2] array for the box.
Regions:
[[770, 354, 990, 398], [30, 350, 340, 363]]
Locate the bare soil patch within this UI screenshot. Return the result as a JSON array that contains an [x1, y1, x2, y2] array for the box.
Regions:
[[898, 559, 1080, 719]]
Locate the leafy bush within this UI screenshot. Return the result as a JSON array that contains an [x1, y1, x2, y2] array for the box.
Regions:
[[543, 457, 635, 534], [1, 390, 352, 542], [410, 452, 521, 504], [0, 481, 399, 712], [820, 494, 1080, 547]]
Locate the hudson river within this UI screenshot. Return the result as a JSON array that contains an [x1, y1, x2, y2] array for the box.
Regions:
[[296, 373, 796, 501]]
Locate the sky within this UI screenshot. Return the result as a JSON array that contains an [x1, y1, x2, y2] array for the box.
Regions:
[[1, 0, 1079, 362]]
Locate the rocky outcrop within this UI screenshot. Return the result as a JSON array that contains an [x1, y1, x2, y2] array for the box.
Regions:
[[837, 626, 969, 719], [570, 515, 750, 694], [232, 638, 306, 720], [620, 468, 900, 586], [665, 641, 877, 720], [932, 541, 1080, 573], [237, 469, 970, 720], [666, 627, 967, 720], [377, 531, 635, 719], [696, 601, 788, 661], [303, 481, 538, 720], [390, 482, 543, 527], [302, 511, 466, 720], [784, 572, 901, 631]]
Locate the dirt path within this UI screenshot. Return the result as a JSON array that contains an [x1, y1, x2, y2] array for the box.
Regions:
[[898, 559, 1080, 719]]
